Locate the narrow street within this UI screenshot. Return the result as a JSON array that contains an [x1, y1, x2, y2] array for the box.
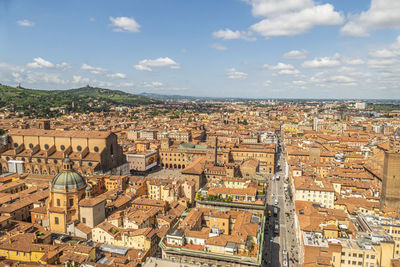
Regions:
[[262, 138, 300, 267]]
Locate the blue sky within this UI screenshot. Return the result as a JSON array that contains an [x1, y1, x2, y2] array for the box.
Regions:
[[1, 0, 400, 99]]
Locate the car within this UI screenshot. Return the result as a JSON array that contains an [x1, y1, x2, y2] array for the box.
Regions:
[[274, 199, 279, 205], [273, 207, 278, 216], [271, 194, 275, 199], [274, 223, 279, 235]]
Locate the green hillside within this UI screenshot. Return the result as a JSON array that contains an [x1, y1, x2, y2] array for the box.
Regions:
[[0, 84, 160, 117]]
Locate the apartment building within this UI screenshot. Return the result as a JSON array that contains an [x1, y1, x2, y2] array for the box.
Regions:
[[294, 176, 335, 209]]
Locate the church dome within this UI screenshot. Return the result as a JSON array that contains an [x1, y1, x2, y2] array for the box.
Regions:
[[51, 156, 86, 191]]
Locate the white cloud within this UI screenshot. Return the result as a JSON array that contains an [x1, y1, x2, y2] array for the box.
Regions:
[[135, 65, 152, 71], [250, 4, 344, 37], [134, 57, 180, 71], [264, 80, 272, 86], [279, 69, 300, 75], [265, 62, 300, 75], [107, 73, 126, 79], [81, 63, 107, 74], [366, 36, 400, 76], [210, 43, 228, 51], [212, 29, 256, 41], [302, 54, 341, 68], [17, 19, 35, 27], [27, 72, 66, 84], [247, 0, 314, 17], [341, 0, 400, 37], [110, 16, 140, 32], [368, 58, 398, 69], [72, 75, 90, 84], [265, 62, 295, 70], [369, 49, 396, 58], [89, 17, 96, 22], [310, 72, 356, 84], [292, 80, 306, 85], [143, 81, 164, 88], [282, 50, 309, 59], [328, 75, 356, 83], [226, 68, 248, 79], [26, 57, 54, 68], [342, 58, 365, 65], [56, 62, 72, 70]]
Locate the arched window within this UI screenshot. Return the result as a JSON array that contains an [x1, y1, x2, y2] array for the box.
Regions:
[[94, 146, 99, 152], [60, 145, 65, 151]]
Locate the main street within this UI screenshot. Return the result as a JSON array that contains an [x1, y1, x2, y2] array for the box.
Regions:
[[262, 137, 300, 267]]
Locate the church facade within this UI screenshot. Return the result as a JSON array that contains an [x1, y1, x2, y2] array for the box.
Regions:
[[0, 129, 125, 175]]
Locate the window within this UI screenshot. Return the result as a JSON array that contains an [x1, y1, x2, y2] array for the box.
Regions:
[[69, 199, 74, 206], [94, 146, 99, 152], [29, 143, 34, 149], [371, 255, 375, 259], [77, 145, 82, 152], [44, 144, 49, 149], [82, 217, 86, 224], [359, 254, 362, 258], [55, 217, 59, 224], [60, 145, 65, 151], [54, 159, 58, 164], [57, 199, 61, 206], [13, 143, 18, 148]]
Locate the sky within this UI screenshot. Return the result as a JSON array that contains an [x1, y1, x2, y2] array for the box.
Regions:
[[1, 0, 400, 99]]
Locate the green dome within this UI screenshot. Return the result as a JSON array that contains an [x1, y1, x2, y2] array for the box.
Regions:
[[51, 170, 86, 191]]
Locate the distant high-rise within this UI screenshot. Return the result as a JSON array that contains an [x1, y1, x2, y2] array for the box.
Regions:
[[313, 117, 321, 131]]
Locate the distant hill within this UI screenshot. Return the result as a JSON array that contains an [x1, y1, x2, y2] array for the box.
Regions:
[[0, 84, 161, 117]]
